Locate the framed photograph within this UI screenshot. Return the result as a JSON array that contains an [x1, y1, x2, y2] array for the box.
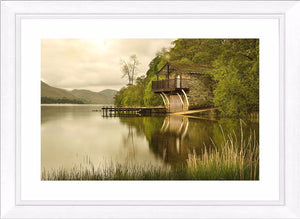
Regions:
[[1, 1, 299, 218]]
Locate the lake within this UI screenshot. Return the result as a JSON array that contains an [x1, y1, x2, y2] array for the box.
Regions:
[[41, 104, 259, 175]]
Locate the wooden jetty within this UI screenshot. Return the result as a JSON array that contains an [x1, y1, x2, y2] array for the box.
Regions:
[[101, 106, 166, 117]]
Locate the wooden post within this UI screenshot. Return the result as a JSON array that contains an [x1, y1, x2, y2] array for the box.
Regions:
[[180, 73, 182, 88], [167, 62, 170, 79]]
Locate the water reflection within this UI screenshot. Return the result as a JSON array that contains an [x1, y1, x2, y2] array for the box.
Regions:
[[150, 116, 191, 165], [120, 116, 212, 167], [41, 105, 259, 171], [118, 115, 258, 167]]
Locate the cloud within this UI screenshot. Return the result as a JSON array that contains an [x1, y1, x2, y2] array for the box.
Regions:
[[41, 39, 174, 91]]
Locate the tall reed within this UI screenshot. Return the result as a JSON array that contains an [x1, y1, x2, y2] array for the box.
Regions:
[[187, 121, 259, 180], [42, 162, 172, 180]]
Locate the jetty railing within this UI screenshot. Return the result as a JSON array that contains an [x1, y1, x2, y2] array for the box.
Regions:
[[152, 79, 189, 93], [101, 106, 166, 117]]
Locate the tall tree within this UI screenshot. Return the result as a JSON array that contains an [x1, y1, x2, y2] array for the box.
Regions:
[[120, 55, 139, 85]]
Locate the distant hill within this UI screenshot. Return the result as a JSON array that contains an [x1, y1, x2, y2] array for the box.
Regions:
[[70, 89, 117, 104], [41, 81, 117, 104], [41, 81, 78, 100], [99, 89, 118, 98]]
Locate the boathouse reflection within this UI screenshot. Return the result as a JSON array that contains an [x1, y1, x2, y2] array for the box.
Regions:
[[119, 115, 216, 167], [150, 116, 190, 165]]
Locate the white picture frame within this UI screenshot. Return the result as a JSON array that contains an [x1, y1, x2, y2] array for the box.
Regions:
[[1, 1, 300, 218]]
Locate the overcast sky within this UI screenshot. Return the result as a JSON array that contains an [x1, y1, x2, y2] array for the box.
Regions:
[[41, 39, 174, 91]]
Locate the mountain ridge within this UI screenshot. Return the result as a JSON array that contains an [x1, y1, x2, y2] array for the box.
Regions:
[[41, 81, 117, 104]]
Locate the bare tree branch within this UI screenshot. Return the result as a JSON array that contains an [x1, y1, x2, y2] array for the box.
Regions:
[[120, 55, 139, 85]]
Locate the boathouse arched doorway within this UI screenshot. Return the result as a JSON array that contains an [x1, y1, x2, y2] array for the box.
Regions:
[[169, 95, 183, 112]]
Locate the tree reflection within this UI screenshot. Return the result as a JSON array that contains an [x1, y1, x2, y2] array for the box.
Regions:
[[121, 124, 136, 160]]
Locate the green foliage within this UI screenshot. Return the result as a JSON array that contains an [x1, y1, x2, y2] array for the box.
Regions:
[[210, 39, 259, 117], [143, 76, 163, 107], [169, 39, 223, 65], [169, 39, 259, 117]]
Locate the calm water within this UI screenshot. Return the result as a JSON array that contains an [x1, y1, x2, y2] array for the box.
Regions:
[[41, 105, 259, 171]]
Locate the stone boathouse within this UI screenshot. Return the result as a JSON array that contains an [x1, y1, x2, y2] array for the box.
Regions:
[[152, 62, 214, 113]]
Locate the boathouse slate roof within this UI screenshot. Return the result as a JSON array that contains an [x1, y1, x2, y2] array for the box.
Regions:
[[157, 61, 212, 76]]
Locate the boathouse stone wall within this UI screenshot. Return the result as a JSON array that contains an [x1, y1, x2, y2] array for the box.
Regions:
[[186, 73, 214, 110]]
